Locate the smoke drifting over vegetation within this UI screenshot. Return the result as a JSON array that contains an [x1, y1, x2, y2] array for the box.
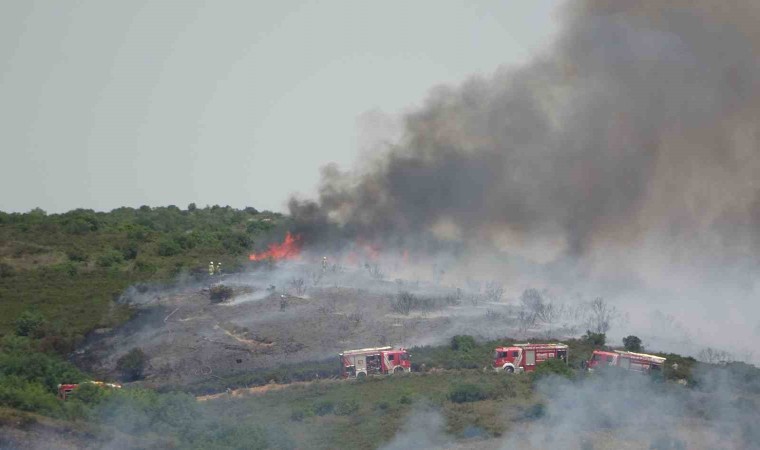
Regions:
[[503, 366, 760, 450], [290, 0, 760, 362], [292, 0, 760, 262]]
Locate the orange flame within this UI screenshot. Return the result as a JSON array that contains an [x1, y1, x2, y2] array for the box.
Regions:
[[249, 232, 303, 261]]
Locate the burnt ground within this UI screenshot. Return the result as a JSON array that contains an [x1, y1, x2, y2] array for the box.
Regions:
[[73, 263, 524, 386]]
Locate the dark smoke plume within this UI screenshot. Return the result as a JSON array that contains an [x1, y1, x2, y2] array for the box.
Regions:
[[291, 0, 760, 265]]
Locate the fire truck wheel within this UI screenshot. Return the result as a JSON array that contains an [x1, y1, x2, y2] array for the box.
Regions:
[[393, 367, 404, 374], [505, 366, 514, 374], [357, 372, 367, 379]]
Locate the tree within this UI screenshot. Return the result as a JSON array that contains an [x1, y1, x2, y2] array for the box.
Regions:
[[623, 335, 642, 352], [116, 348, 148, 381], [697, 347, 732, 364], [585, 297, 617, 334], [484, 281, 504, 302], [187, 203, 197, 211]]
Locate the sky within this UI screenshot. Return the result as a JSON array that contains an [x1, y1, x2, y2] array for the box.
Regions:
[[0, 0, 560, 214]]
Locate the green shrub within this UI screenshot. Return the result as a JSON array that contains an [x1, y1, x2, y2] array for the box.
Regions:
[[2, 352, 85, 391], [582, 330, 606, 347], [133, 259, 158, 274], [450, 335, 477, 352], [56, 262, 79, 277], [14, 311, 46, 337], [157, 238, 181, 256], [119, 242, 139, 260], [97, 249, 125, 268], [116, 348, 148, 381], [335, 400, 359, 416], [290, 408, 312, 422], [0, 376, 60, 415], [533, 358, 574, 379], [72, 382, 111, 405], [313, 400, 334, 416], [222, 232, 253, 254], [448, 383, 488, 403]]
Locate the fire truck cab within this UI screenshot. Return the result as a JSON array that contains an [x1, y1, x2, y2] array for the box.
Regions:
[[586, 350, 665, 374], [57, 381, 122, 400], [493, 343, 568, 373], [340, 346, 411, 378]]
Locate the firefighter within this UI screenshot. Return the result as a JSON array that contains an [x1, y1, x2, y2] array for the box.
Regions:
[[321, 256, 328, 272], [280, 294, 288, 310], [209, 261, 215, 276], [216, 262, 222, 276]]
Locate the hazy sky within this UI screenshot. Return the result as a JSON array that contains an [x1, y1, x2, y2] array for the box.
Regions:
[[1, 0, 559, 214]]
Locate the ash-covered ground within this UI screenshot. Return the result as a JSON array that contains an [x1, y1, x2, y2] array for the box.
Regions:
[[73, 251, 758, 387], [75, 260, 536, 386]]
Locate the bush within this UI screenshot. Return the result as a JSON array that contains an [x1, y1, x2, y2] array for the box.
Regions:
[[290, 408, 311, 422], [0, 376, 60, 415], [0, 350, 85, 392], [120, 243, 139, 260], [222, 232, 253, 254], [116, 348, 147, 381], [72, 382, 111, 404], [448, 383, 489, 403], [209, 285, 233, 303], [581, 330, 606, 347], [450, 335, 477, 352], [97, 249, 125, 268], [313, 400, 334, 416], [335, 400, 359, 416], [533, 358, 574, 379], [623, 335, 642, 352], [133, 259, 158, 274], [157, 238, 182, 257], [14, 311, 46, 337]]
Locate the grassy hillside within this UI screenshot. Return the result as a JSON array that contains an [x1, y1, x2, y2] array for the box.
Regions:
[[0, 205, 283, 341]]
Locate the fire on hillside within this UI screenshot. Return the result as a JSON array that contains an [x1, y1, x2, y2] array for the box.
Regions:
[[248, 232, 303, 261]]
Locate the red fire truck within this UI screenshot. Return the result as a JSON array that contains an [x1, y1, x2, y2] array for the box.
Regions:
[[57, 381, 122, 400], [585, 350, 665, 374], [492, 343, 568, 373], [340, 346, 411, 378]]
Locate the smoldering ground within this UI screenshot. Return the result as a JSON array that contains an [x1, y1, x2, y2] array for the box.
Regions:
[[76, 258, 537, 386], [288, 0, 760, 362]]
